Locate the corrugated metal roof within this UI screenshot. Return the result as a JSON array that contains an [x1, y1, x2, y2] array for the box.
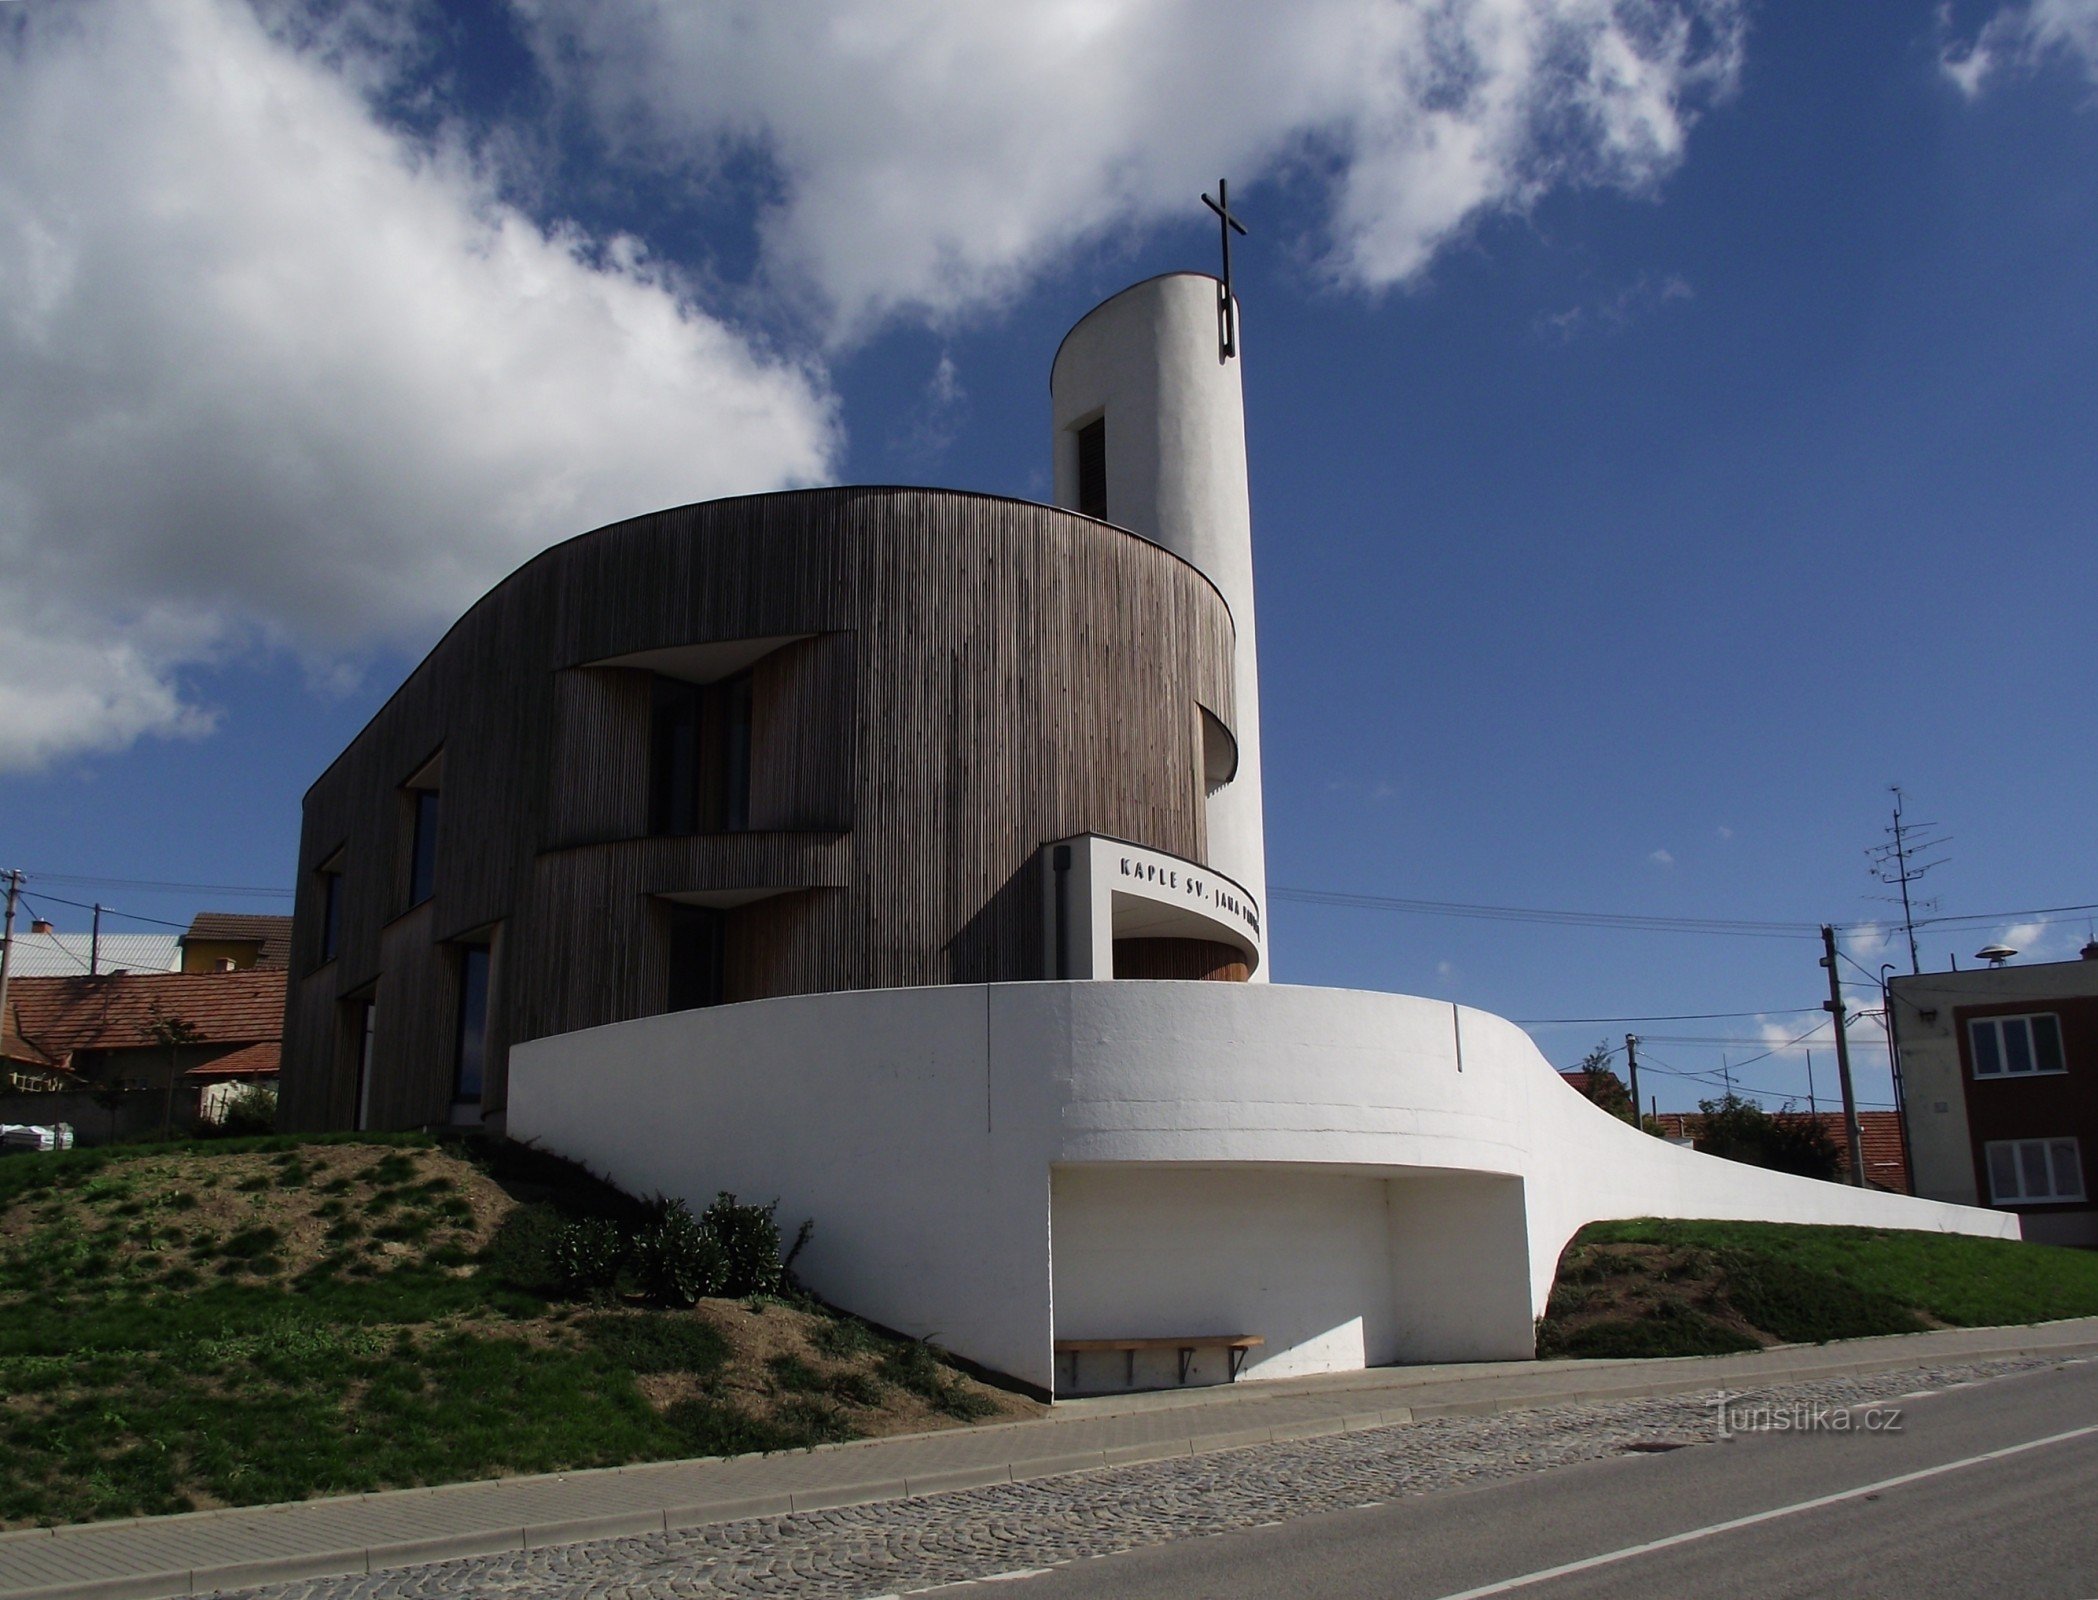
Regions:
[[2, 932, 182, 977]]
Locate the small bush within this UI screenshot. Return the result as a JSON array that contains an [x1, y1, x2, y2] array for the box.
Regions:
[[632, 1201, 728, 1307], [552, 1218, 627, 1295], [702, 1193, 783, 1296]]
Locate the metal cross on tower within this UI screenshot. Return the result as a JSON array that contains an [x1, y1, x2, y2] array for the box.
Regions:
[[1202, 179, 1248, 361]]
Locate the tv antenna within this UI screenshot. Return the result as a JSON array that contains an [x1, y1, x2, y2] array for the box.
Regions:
[[1867, 786, 1949, 976]]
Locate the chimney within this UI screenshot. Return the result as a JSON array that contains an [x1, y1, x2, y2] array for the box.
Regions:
[[2082, 941, 2098, 962], [29, 919, 53, 934]]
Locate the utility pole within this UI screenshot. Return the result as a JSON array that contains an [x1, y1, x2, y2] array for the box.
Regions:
[[1805, 1049, 1818, 1116], [1868, 787, 1949, 977], [1624, 1034, 1642, 1127], [0, 869, 19, 1059], [91, 903, 103, 976], [1820, 924, 1866, 1185]]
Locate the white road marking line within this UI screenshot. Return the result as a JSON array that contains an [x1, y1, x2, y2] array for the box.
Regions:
[[1423, 1422, 2098, 1600], [981, 1570, 1054, 1582]]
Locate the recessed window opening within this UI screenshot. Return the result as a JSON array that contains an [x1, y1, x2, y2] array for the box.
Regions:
[[345, 993, 376, 1132], [650, 677, 702, 835], [1076, 416, 1106, 518], [666, 904, 726, 1012], [452, 944, 490, 1118], [407, 790, 440, 906], [721, 672, 752, 832], [1969, 1014, 2066, 1078], [317, 846, 345, 964], [649, 671, 754, 835]]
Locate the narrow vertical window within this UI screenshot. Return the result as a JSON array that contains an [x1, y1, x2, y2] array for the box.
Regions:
[[721, 671, 753, 833], [316, 847, 345, 964], [452, 945, 490, 1116], [321, 873, 341, 961], [1076, 416, 1107, 518], [349, 996, 376, 1131], [666, 904, 725, 1011], [650, 676, 702, 835], [408, 789, 440, 905]]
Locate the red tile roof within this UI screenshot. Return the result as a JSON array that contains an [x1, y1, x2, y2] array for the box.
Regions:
[[1648, 1109, 1909, 1193], [186, 1040, 281, 1078], [182, 913, 293, 970], [4, 970, 286, 1073]]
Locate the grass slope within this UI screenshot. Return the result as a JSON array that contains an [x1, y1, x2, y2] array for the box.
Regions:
[[1540, 1218, 2098, 1360], [0, 1137, 1035, 1529]]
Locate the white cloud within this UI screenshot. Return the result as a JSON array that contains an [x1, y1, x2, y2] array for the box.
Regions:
[[1533, 268, 1694, 341], [1647, 847, 1675, 867], [0, 0, 838, 770], [1715, 823, 1733, 840], [1986, 919, 2081, 961], [1942, 0, 2098, 95], [518, 0, 1746, 337]]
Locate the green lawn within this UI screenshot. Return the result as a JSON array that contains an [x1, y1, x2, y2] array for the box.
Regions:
[[0, 1136, 1013, 1528], [1540, 1218, 2098, 1361]]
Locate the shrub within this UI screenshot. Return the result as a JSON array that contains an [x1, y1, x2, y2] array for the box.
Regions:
[[702, 1193, 783, 1296], [632, 1201, 729, 1307], [552, 1218, 627, 1295]]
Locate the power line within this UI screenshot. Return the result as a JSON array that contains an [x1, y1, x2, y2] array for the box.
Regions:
[[26, 872, 291, 900], [17, 889, 194, 932], [1271, 887, 1818, 938], [1273, 885, 2098, 942], [1516, 1007, 1824, 1025]]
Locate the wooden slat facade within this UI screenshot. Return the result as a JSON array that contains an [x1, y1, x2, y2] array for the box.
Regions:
[[278, 488, 1238, 1133]]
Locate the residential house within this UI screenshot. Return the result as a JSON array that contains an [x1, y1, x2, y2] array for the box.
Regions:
[[1892, 950, 2098, 1246]]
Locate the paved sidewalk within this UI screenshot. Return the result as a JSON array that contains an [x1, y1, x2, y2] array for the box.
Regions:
[[5, 1319, 2096, 1600]]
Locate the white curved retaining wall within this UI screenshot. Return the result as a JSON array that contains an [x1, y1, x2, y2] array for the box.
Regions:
[[509, 981, 2017, 1394], [1051, 275, 1269, 963]]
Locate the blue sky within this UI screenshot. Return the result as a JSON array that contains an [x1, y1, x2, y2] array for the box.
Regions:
[[2, 0, 2094, 1113]]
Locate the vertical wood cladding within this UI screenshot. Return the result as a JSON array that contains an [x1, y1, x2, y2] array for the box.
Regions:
[[1112, 938, 1252, 983], [280, 488, 1237, 1133]]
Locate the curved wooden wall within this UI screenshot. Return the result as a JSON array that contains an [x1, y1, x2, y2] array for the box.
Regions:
[[280, 488, 1238, 1132]]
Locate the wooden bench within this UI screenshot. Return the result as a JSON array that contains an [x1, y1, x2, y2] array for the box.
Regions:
[[1054, 1335, 1264, 1389]]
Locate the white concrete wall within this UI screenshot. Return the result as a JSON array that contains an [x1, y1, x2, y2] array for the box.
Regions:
[[1052, 1164, 1402, 1385], [1051, 275, 1268, 964], [508, 984, 1056, 1387], [510, 980, 2019, 1394]]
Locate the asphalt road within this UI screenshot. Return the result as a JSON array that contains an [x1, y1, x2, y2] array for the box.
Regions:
[[934, 1359, 2098, 1600]]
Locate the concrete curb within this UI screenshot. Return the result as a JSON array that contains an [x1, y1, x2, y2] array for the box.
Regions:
[[5, 1326, 2095, 1600]]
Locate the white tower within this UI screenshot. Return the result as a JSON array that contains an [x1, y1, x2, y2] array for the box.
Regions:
[[1050, 273, 1269, 974]]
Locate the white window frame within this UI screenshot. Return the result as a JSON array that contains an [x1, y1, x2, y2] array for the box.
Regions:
[[1968, 1013, 2067, 1079], [1984, 1137, 2085, 1204]]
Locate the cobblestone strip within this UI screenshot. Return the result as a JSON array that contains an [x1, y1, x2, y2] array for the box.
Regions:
[[219, 1358, 2070, 1600]]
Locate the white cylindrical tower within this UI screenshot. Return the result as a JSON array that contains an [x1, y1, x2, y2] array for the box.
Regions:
[[1050, 272, 1268, 974]]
